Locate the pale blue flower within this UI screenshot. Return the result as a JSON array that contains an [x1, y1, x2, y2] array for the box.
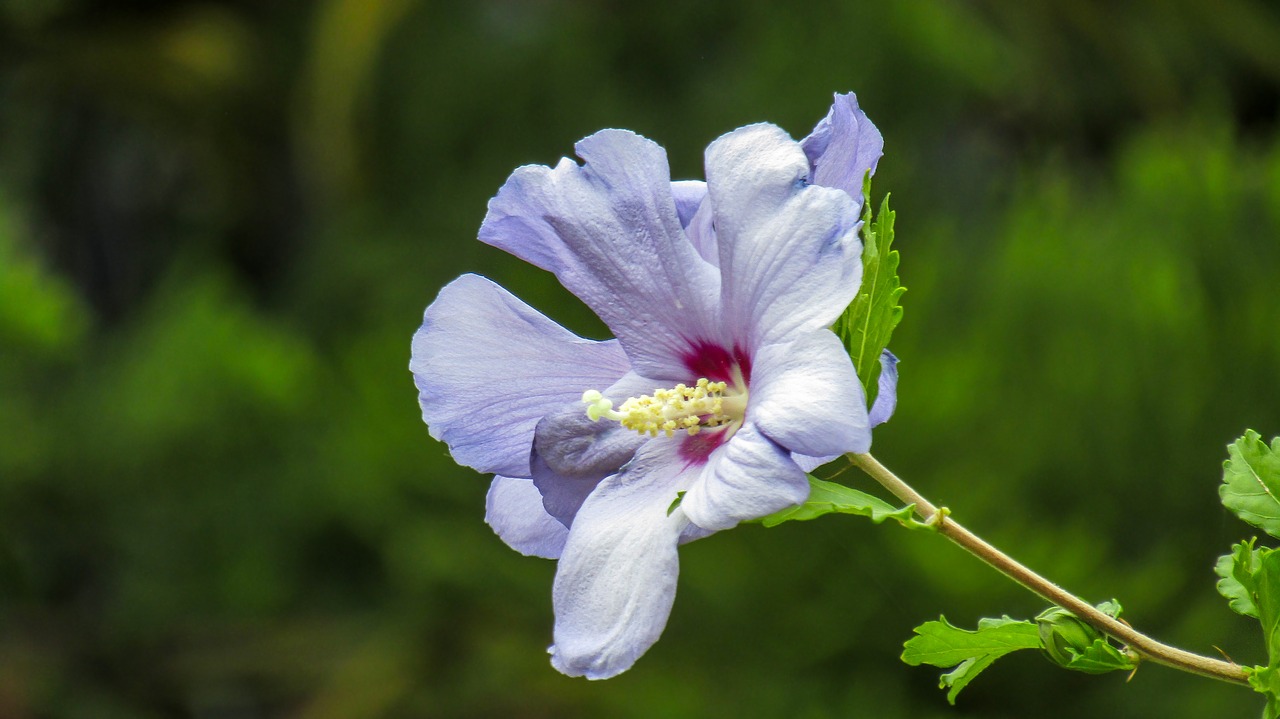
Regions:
[[411, 93, 896, 679]]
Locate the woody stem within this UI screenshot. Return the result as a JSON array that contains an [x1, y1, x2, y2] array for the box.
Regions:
[[846, 452, 1249, 686]]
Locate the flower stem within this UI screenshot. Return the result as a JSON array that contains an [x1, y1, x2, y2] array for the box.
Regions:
[[846, 452, 1250, 686]]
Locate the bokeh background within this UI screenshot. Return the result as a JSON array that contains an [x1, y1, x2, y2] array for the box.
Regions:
[[2, 1, 1279, 717]]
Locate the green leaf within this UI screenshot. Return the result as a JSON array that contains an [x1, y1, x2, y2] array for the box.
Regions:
[[1061, 637, 1138, 674], [1218, 539, 1262, 618], [901, 616, 1040, 705], [1220, 430, 1280, 539], [903, 616, 1041, 666], [1228, 541, 1280, 714], [1219, 436, 1280, 712], [1250, 666, 1280, 719], [836, 175, 905, 408], [666, 491, 686, 516], [1243, 548, 1280, 657], [759, 475, 930, 530], [937, 654, 1000, 704], [1095, 599, 1124, 618]]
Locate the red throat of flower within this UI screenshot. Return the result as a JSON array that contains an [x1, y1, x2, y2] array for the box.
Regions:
[[681, 341, 752, 385]]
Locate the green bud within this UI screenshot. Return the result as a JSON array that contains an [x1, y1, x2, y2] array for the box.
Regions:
[[1034, 603, 1138, 674], [1036, 607, 1101, 669]]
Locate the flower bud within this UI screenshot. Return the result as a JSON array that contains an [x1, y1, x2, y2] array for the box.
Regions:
[[1036, 607, 1107, 672]]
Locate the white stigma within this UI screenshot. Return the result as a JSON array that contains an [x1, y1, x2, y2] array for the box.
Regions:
[[581, 377, 747, 438]]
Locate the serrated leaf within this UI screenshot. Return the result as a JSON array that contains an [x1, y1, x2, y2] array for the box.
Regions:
[[901, 616, 1040, 705], [902, 616, 1039, 667], [836, 175, 905, 409], [759, 475, 930, 530], [1095, 599, 1124, 618], [1246, 549, 1280, 658], [1062, 638, 1138, 674], [1218, 539, 1262, 618], [938, 654, 999, 704], [1230, 542, 1280, 715], [1220, 430, 1280, 539], [1250, 665, 1280, 719]]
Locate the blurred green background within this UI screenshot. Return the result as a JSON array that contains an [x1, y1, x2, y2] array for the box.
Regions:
[[1, 1, 1278, 716]]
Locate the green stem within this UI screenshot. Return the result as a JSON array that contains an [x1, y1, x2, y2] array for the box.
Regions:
[[847, 452, 1250, 687]]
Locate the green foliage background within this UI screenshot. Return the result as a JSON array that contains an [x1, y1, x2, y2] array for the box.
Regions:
[[1, 1, 1279, 716]]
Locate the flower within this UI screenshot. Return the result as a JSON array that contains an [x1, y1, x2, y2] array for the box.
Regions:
[[411, 93, 897, 679]]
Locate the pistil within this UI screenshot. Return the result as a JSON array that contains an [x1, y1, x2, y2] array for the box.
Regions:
[[583, 377, 748, 438]]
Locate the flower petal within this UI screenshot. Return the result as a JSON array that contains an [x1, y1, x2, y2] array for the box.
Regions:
[[704, 123, 862, 349], [531, 372, 655, 525], [792, 453, 837, 473], [670, 180, 706, 228], [486, 476, 568, 559], [549, 439, 695, 679], [535, 372, 656, 479], [749, 330, 872, 457], [410, 274, 631, 478], [801, 92, 884, 198], [869, 349, 899, 427], [530, 452, 598, 531], [480, 130, 720, 379], [679, 424, 809, 531], [670, 180, 718, 267]]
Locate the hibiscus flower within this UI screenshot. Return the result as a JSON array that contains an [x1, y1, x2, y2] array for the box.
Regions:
[[411, 93, 896, 679]]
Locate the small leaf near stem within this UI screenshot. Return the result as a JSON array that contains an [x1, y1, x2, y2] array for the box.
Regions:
[[847, 452, 1250, 686], [1217, 539, 1263, 618], [759, 475, 931, 530], [1251, 666, 1280, 719]]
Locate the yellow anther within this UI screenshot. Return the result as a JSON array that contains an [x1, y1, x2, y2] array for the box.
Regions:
[[581, 376, 748, 439]]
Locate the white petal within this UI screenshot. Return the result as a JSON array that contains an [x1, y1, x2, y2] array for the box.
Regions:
[[749, 331, 871, 457], [792, 453, 837, 473], [680, 424, 809, 531], [549, 439, 695, 679], [670, 179, 718, 266], [670, 180, 707, 228], [532, 372, 656, 525], [410, 274, 631, 477], [480, 130, 721, 380], [704, 123, 862, 350], [485, 476, 567, 559]]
